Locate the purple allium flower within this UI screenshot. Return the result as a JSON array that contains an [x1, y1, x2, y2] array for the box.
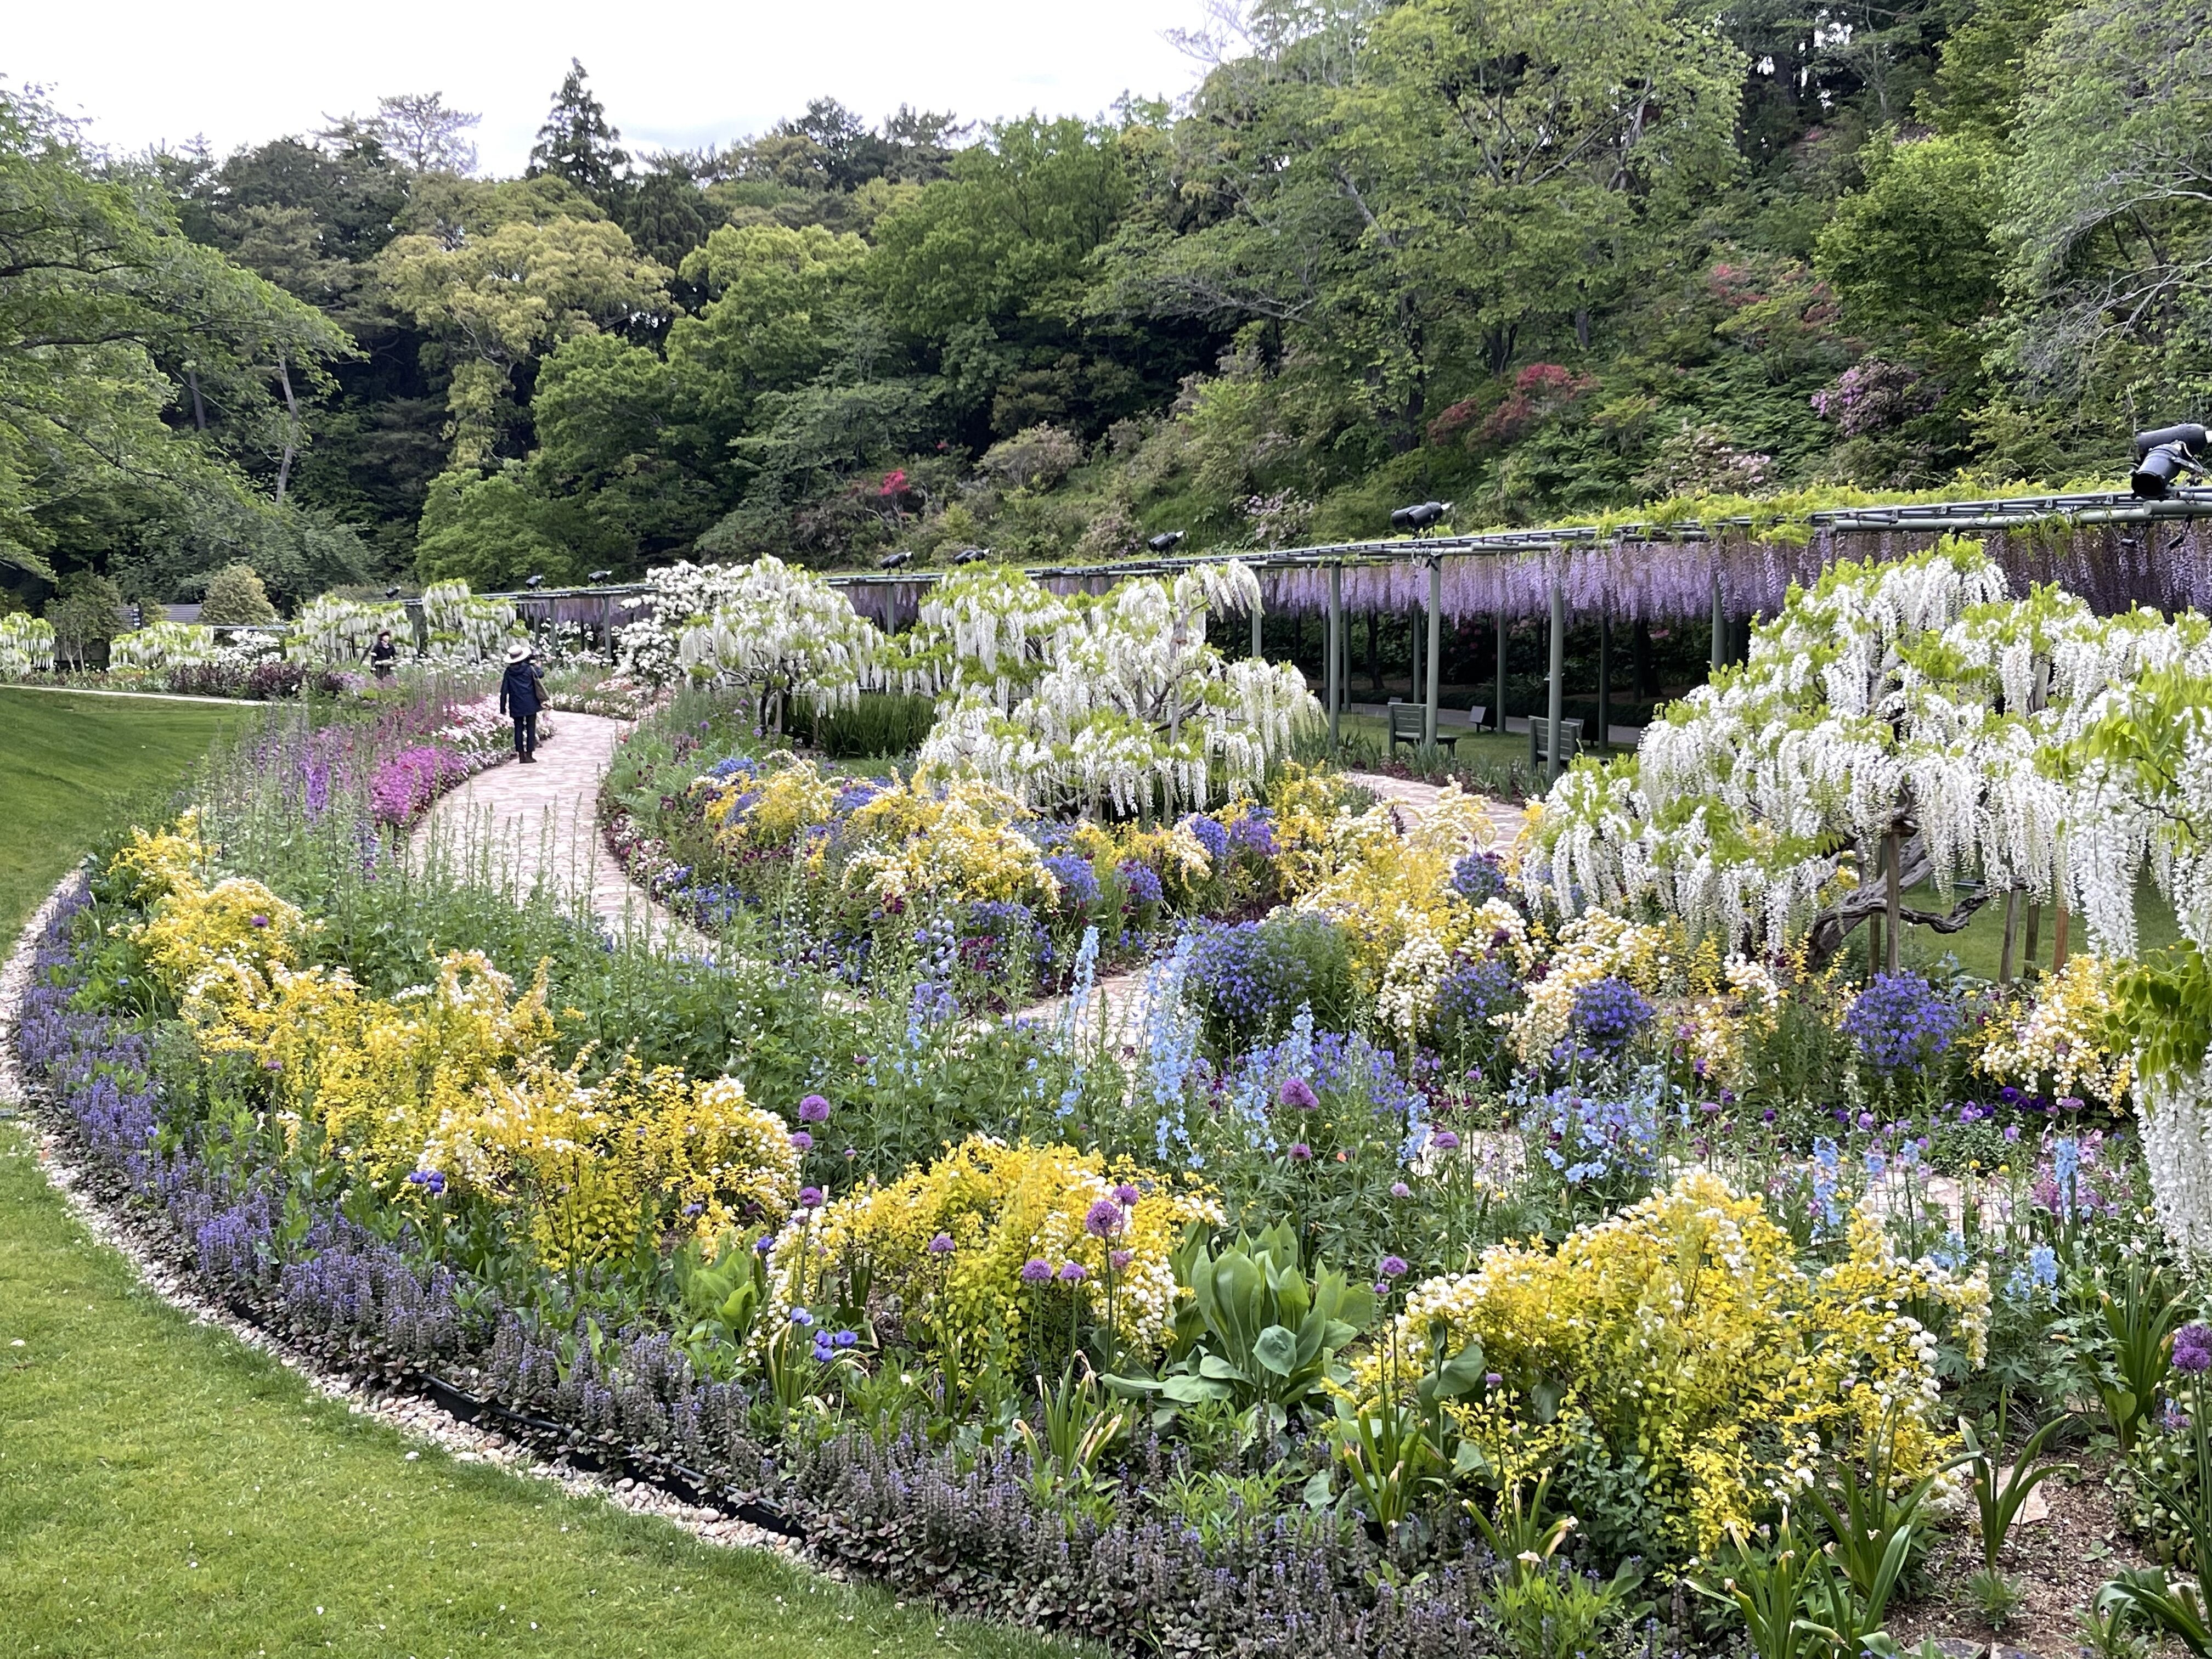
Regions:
[[1085, 1199, 1125, 1238], [1431, 1129, 1461, 1153], [789, 1131, 814, 1152], [249, 913, 270, 929], [2176, 1324, 2212, 1376], [1485, 1372, 1503, 1389], [1390, 1181, 1412, 1199], [1114, 1183, 1141, 1205], [1109, 1249, 1133, 1272], [1278, 1076, 1320, 1112], [1289, 1142, 1313, 1163], [1380, 1255, 1409, 1279], [927, 1232, 956, 1255], [1020, 1258, 1054, 1284], [1058, 1262, 1087, 1284], [797, 1094, 831, 1122], [798, 1186, 823, 1210]]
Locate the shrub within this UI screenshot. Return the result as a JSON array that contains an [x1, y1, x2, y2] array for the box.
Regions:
[[198, 562, 279, 625], [1358, 1172, 1991, 1561]]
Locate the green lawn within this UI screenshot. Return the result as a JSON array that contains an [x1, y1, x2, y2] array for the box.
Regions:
[[0, 688, 1076, 1659]]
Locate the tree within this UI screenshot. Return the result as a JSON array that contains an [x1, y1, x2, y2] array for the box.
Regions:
[[43, 569, 125, 668], [0, 86, 350, 585], [197, 561, 279, 623], [528, 59, 629, 205], [376, 210, 670, 464], [365, 92, 481, 175]]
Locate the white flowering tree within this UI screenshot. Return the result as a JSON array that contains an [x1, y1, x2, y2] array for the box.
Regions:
[[0, 612, 55, 679], [420, 580, 516, 663], [894, 563, 1076, 710], [287, 596, 408, 668], [675, 554, 889, 729], [1530, 538, 2141, 962], [615, 559, 751, 685], [919, 561, 1317, 817], [111, 620, 222, 670]]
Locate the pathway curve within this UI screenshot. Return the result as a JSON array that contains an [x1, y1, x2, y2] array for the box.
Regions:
[[1336, 770, 1528, 847], [411, 710, 712, 955]]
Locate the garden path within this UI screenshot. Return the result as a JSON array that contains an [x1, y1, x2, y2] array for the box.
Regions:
[[411, 709, 713, 956], [1336, 770, 1528, 846]]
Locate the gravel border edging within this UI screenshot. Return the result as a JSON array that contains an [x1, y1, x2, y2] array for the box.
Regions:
[[0, 867, 804, 1565]]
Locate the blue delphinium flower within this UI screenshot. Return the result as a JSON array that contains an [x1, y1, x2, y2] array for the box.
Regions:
[[1840, 972, 1963, 1074], [2005, 1244, 2060, 1303], [1514, 1065, 1671, 1188], [1180, 813, 1231, 861], [1042, 852, 1101, 908], [2052, 1135, 2081, 1221], [1810, 1136, 1843, 1235], [1567, 976, 1654, 1056], [1448, 850, 1506, 903]]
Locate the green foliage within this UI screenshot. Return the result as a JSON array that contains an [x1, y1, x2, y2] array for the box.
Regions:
[[196, 562, 280, 625]]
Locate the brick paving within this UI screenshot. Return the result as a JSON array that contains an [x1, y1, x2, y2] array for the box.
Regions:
[[411, 709, 710, 953], [1335, 770, 1527, 847]]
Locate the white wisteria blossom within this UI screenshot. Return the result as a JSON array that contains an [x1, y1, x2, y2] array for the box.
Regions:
[[420, 580, 517, 664], [918, 561, 1315, 817], [110, 620, 223, 671], [0, 612, 55, 679], [675, 554, 889, 726], [287, 596, 407, 668], [1530, 537, 2124, 960], [895, 563, 1076, 710]]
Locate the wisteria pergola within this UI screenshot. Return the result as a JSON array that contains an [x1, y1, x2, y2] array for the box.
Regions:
[[474, 484, 2212, 784]]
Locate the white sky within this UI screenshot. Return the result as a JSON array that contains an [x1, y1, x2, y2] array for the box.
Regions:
[[12, 0, 1215, 172]]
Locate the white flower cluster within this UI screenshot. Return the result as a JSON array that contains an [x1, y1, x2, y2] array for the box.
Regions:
[[420, 580, 517, 664], [675, 555, 886, 716], [0, 612, 55, 678], [614, 560, 752, 685], [287, 596, 409, 668]]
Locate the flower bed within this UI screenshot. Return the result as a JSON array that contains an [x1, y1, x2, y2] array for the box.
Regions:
[[18, 551, 2205, 1659]]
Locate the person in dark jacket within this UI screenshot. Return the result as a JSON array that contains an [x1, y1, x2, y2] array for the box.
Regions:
[[369, 629, 398, 682], [499, 641, 548, 762]]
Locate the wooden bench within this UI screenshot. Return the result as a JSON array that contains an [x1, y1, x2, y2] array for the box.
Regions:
[[1388, 702, 1457, 758], [1528, 715, 1585, 770]]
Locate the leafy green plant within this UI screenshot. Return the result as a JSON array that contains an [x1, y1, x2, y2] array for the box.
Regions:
[[672, 1229, 768, 1374], [1690, 1514, 1826, 1659], [1328, 1395, 1448, 1531], [1956, 1396, 2074, 1622], [2094, 1261, 2187, 1452], [2097, 1568, 2212, 1656], [1012, 1368, 1127, 1500], [1798, 1413, 1951, 1603], [1111, 1221, 1375, 1429], [1472, 1475, 1647, 1659]]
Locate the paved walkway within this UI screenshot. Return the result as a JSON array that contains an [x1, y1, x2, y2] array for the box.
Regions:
[[411, 710, 709, 954], [1337, 770, 1527, 847], [0, 682, 251, 708]]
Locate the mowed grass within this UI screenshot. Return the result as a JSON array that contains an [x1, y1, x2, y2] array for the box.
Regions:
[[0, 689, 1079, 1659]]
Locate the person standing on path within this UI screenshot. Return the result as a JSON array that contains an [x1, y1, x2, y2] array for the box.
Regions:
[[498, 641, 548, 763]]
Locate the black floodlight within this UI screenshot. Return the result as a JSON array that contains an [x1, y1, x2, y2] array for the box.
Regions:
[[879, 550, 914, 570], [952, 546, 988, 566], [2131, 425, 2210, 500], [588, 568, 613, 583], [383, 585, 401, 599], [1147, 531, 1185, 554], [524, 573, 545, 589], [1391, 500, 1449, 533]]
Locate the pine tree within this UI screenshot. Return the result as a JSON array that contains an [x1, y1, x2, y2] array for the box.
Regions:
[[527, 59, 628, 202]]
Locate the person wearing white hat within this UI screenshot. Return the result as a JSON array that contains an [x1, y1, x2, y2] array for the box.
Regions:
[[498, 640, 548, 763]]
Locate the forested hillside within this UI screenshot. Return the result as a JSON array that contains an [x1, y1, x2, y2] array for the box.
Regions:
[[6, 0, 2208, 608]]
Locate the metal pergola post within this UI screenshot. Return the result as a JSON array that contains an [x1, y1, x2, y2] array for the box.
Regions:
[[1250, 594, 1263, 661], [1424, 557, 1442, 748], [1547, 572, 1567, 786], [1318, 571, 1336, 756], [1493, 611, 1507, 731], [1596, 606, 1612, 755], [1709, 561, 1726, 675]]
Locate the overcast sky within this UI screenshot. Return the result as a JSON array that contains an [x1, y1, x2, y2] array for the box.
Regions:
[[12, 0, 1215, 171]]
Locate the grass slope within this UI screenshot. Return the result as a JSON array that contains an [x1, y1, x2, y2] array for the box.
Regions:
[[0, 689, 1074, 1659]]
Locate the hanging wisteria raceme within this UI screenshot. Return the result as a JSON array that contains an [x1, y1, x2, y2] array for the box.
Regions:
[[108, 620, 224, 672], [895, 563, 1079, 710], [419, 580, 517, 663], [918, 562, 1314, 818], [0, 611, 56, 678], [287, 595, 407, 668], [1244, 518, 2212, 627], [1526, 538, 2149, 957], [676, 555, 890, 719]]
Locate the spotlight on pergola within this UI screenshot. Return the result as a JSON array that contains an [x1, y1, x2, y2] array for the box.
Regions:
[[879, 550, 913, 570], [587, 569, 613, 583], [2131, 425, 2209, 499], [524, 573, 545, 589], [951, 546, 988, 566], [1147, 531, 1185, 555], [1391, 500, 1449, 533], [383, 586, 401, 600]]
